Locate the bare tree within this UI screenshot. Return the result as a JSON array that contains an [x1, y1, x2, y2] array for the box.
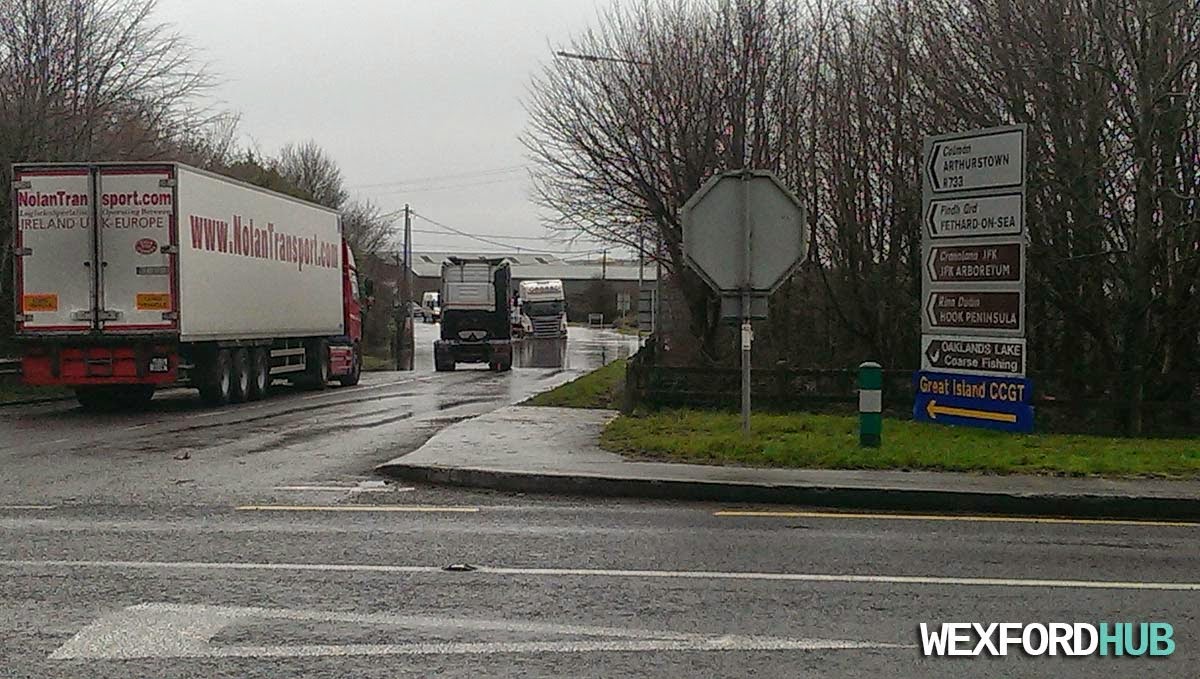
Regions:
[[524, 0, 818, 360], [526, 0, 1200, 431], [340, 199, 396, 261], [910, 0, 1200, 432], [274, 140, 349, 210], [803, 0, 928, 364], [0, 0, 216, 347]]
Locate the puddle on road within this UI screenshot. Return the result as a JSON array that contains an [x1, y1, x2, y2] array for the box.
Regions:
[[512, 331, 637, 372], [514, 339, 569, 369]]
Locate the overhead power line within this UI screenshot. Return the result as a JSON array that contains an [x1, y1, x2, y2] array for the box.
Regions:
[[409, 210, 613, 256], [348, 165, 527, 190], [410, 227, 547, 241], [412, 210, 550, 252], [370, 175, 525, 196], [413, 244, 615, 257]]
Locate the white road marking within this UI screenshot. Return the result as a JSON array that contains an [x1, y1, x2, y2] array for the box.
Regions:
[[198, 638, 885, 658], [715, 510, 1200, 528], [269, 485, 411, 493], [3, 558, 1197, 591], [350, 480, 393, 493], [271, 486, 364, 492], [50, 602, 902, 660], [235, 505, 477, 513], [0, 505, 56, 510]]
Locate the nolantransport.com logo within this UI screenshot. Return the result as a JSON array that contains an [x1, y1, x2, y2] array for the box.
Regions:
[[919, 622, 1174, 657]]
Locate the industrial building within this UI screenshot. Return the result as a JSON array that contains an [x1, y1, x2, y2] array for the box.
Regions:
[[373, 251, 658, 324]]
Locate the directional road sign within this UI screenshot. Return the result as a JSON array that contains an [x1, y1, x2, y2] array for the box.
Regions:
[[921, 334, 1026, 377], [926, 242, 1022, 284], [912, 371, 1033, 433], [920, 124, 1030, 430], [926, 127, 1025, 193], [926, 193, 1024, 240], [682, 170, 807, 294], [925, 290, 1022, 333]]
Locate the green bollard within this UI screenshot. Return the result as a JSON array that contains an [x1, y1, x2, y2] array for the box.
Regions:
[[858, 362, 882, 448]]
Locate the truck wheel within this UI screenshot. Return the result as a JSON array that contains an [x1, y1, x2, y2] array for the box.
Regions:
[[229, 348, 250, 403], [498, 357, 513, 372], [304, 339, 330, 390], [247, 347, 270, 401], [75, 387, 113, 412], [435, 356, 455, 372], [199, 349, 233, 406], [113, 385, 155, 409]]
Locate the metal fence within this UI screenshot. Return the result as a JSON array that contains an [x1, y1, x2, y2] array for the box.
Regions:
[[624, 356, 1200, 436], [626, 362, 912, 414]]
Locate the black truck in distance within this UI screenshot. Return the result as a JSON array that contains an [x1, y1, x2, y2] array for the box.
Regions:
[[434, 257, 514, 372]]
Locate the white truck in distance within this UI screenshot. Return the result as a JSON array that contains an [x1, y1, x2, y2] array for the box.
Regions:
[[421, 291, 441, 323], [517, 279, 567, 339]]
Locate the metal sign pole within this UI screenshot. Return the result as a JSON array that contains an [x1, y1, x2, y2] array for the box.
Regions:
[[680, 169, 808, 439], [740, 173, 753, 437], [741, 293, 752, 437]]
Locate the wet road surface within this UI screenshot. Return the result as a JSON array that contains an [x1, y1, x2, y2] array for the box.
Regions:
[[0, 490, 1195, 678], [1, 324, 1197, 677], [0, 324, 634, 506]]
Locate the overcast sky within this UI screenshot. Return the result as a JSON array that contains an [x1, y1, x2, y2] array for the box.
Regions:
[[154, 0, 614, 257]]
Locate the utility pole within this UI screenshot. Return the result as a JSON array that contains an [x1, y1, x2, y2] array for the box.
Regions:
[[392, 249, 402, 369], [396, 204, 414, 370], [601, 249, 607, 279], [404, 204, 413, 311]]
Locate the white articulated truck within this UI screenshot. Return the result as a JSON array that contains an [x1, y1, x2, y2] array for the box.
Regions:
[[12, 162, 366, 410], [517, 279, 567, 338]]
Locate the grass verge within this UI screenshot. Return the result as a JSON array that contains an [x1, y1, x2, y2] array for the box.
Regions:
[[526, 359, 626, 409], [362, 353, 392, 372], [601, 410, 1200, 478]]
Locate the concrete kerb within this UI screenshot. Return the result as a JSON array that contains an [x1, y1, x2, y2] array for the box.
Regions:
[[375, 405, 1200, 522], [378, 462, 1200, 521], [0, 394, 74, 409]]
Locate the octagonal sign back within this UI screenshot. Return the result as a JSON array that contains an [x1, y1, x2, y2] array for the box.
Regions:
[[681, 170, 807, 294]]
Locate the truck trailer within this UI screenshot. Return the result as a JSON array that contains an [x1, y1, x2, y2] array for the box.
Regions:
[[12, 162, 365, 409], [434, 257, 513, 372]]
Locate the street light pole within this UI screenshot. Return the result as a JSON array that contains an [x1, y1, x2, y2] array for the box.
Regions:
[[554, 51, 650, 66], [556, 48, 662, 340]]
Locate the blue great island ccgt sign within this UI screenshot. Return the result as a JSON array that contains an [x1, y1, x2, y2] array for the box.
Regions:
[[913, 371, 1034, 433]]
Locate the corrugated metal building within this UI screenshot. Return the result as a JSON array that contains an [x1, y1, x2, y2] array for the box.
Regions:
[[401, 252, 657, 323]]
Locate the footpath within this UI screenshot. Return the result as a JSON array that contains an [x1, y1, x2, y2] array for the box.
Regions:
[[377, 406, 1200, 520]]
